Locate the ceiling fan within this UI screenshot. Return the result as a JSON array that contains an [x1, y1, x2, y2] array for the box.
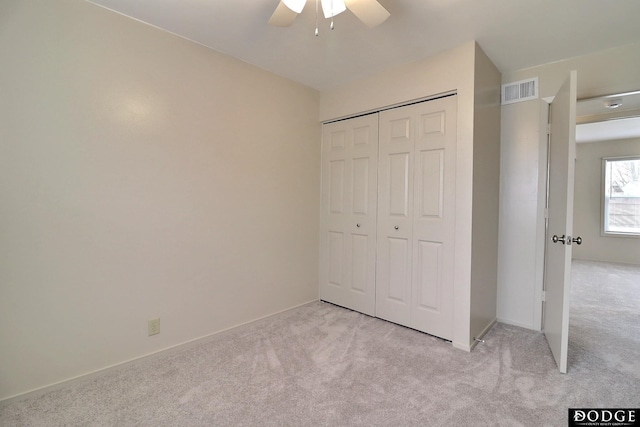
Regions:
[[269, 0, 390, 29]]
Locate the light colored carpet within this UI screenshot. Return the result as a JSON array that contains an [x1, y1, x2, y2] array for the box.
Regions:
[[1, 260, 639, 426]]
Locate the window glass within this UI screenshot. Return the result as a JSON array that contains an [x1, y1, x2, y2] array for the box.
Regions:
[[603, 157, 640, 236]]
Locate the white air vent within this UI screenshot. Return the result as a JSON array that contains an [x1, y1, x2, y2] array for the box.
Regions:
[[501, 77, 538, 105]]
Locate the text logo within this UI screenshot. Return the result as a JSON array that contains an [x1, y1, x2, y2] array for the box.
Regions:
[[569, 408, 639, 427]]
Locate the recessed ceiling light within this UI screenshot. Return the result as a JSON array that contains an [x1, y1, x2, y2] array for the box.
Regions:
[[605, 99, 623, 109]]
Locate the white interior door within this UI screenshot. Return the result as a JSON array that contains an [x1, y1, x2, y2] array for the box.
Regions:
[[377, 96, 456, 339], [319, 114, 378, 316], [544, 70, 577, 373]]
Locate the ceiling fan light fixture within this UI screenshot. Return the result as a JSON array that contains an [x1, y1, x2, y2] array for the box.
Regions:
[[282, 0, 307, 14], [269, 0, 389, 30], [321, 0, 347, 18]]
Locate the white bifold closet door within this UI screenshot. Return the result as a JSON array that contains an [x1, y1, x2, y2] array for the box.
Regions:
[[376, 95, 457, 340], [319, 114, 379, 316]]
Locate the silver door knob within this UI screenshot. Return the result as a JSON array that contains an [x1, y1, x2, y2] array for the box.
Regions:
[[394, 226, 399, 230], [552, 234, 566, 244], [572, 236, 582, 245]]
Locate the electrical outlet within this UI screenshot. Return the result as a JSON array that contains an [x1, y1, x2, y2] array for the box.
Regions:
[[148, 318, 160, 336]]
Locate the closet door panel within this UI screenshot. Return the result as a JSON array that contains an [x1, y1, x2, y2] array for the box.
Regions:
[[327, 231, 345, 287], [411, 96, 456, 340], [320, 114, 378, 316], [328, 160, 345, 214], [389, 153, 411, 216], [387, 237, 410, 302], [378, 95, 456, 340], [416, 240, 442, 310], [352, 157, 370, 215], [418, 149, 444, 219], [350, 234, 369, 293], [376, 109, 414, 325], [375, 235, 411, 324]]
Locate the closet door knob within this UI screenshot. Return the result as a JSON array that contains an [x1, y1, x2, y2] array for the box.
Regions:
[[394, 226, 399, 230], [356, 223, 361, 228]]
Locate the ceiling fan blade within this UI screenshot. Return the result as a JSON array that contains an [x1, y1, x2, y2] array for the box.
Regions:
[[268, 1, 299, 27], [344, 0, 390, 28]]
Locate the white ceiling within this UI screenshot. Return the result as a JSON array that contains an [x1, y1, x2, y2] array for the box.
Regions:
[[576, 117, 640, 144], [86, 0, 640, 91], [576, 91, 640, 143]]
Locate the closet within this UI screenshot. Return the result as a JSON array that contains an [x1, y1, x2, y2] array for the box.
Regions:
[[319, 95, 456, 340]]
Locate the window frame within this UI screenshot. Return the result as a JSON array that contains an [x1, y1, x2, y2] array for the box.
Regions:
[[601, 155, 640, 238]]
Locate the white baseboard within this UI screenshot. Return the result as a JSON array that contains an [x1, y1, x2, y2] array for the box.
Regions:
[[497, 317, 541, 331], [452, 341, 472, 352], [471, 318, 498, 350]]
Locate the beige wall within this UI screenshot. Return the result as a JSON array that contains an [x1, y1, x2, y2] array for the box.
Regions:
[[319, 42, 475, 123], [0, 0, 320, 400], [502, 42, 640, 100], [498, 42, 640, 330], [573, 139, 640, 265], [470, 44, 501, 342], [497, 99, 548, 330]]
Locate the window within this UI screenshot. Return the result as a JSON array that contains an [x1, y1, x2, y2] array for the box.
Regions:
[[603, 157, 640, 236]]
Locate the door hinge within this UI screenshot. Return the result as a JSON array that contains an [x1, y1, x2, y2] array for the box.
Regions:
[[544, 208, 549, 219], [542, 291, 546, 302], [547, 123, 551, 135]]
